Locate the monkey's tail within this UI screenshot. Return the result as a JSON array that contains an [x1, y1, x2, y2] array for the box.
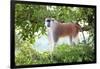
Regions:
[[76, 23, 86, 44]]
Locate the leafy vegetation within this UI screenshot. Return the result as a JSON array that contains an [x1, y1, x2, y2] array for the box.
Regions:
[[15, 3, 96, 65], [15, 43, 95, 65]]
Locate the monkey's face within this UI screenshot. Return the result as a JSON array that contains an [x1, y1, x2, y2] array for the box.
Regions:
[[45, 18, 55, 28]]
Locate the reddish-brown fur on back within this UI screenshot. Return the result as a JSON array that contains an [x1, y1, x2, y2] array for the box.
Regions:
[[55, 23, 80, 38]]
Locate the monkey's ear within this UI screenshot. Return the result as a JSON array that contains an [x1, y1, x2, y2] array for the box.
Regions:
[[51, 18, 56, 21]]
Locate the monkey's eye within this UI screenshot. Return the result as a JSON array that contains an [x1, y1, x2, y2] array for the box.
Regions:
[[47, 20, 50, 22]]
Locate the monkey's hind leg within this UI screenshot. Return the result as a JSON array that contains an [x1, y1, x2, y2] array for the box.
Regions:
[[49, 42, 55, 62]]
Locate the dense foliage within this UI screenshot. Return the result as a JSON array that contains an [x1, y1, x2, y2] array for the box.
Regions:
[[15, 3, 96, 65], [15, 43, 95, 65]]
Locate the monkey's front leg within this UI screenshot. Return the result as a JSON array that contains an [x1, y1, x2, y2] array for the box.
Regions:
[[48, 30, 55, 52], [48, 30, 55, 61]]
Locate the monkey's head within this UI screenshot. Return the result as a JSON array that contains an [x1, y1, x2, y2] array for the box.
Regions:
[[45, 18, 56, 28]]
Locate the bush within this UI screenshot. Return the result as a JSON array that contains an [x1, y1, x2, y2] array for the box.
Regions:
[[52, 44, 95, 63], [15, 44, 95, 65]]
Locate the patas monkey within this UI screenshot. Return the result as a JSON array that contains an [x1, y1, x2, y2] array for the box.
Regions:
[[45, 18, 86, 52]]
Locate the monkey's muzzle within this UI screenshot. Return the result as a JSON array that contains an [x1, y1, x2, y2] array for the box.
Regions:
[[47, 22, 50, 27]]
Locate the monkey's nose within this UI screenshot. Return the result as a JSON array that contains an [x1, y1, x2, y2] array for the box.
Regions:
[[47, 22, 50, 27]]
